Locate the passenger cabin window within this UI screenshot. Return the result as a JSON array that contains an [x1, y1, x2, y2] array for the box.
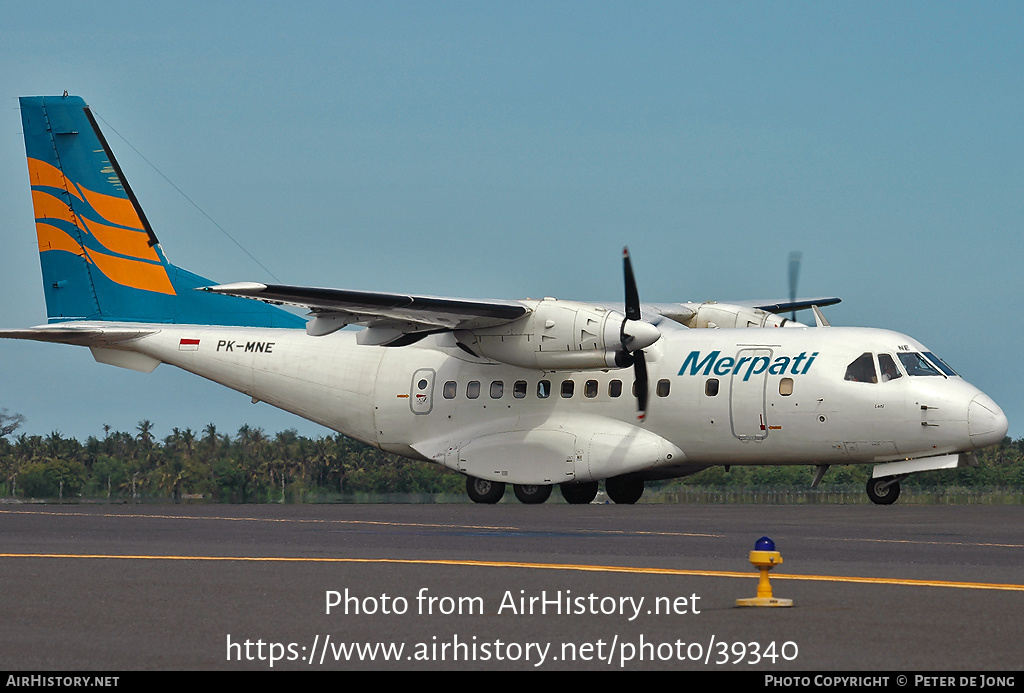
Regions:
[[609, 380, 622, 397], [844, 353, 877, 383], [537, 380, 550, 399], [585, 380, 598, 398], [878, 354, 902, 382], [656, 379, 670, 397], [466, 381, 481, 399], [490, 381, 504, 398], [513, 380, 527, 398], [705, 378, 719, 396], [561, 380, 575, 398], [779, 377, 794, 396], [898, 352, 942, 377], [443, 381, 457, 399]]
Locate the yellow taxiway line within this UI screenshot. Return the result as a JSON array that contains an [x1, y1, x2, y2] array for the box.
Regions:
[[1, 552, 1022, 592]]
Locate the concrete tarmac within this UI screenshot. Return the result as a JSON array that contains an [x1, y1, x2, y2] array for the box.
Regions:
[[1, 503, 1022, 671]]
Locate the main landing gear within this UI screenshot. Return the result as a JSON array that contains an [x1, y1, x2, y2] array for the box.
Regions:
[[513, 484, 552, 504], [865, 475, 902, 505], [464, 475, 645, 504], [605, 474, 645, 505], [559, 481, 599, 505], [466, 476, 505, 504], [463, 477, 553, 504]]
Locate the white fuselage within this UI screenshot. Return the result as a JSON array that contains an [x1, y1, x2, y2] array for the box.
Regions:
[[99, 321, 1005, 486]]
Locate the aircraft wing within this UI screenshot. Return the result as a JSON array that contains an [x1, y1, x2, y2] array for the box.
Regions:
[[201, 282, 529, 339], [741, 297, 842, 313], [202, 283, 842, 339], [631, 297, 841, 327]]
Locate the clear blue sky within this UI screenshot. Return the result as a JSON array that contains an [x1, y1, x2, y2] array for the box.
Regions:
[[1, 1, 1021, 442]]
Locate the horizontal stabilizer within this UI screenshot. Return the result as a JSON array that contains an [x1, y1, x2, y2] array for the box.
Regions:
[[0, 325, 155, 346]]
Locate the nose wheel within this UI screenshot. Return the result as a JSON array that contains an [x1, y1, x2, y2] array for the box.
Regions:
[[866, 476, 902, 505]]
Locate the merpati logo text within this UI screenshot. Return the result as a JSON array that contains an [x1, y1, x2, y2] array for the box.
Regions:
[[679, 351, 818, 380]]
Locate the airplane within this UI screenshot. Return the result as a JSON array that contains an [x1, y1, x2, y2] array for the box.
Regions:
[[1, 95, 1008, 505]]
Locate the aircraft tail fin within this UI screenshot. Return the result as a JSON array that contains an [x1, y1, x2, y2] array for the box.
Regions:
[[19, 95, 303, 327]]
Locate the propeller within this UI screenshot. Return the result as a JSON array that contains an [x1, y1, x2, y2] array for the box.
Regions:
[[787, 251, 802, 322], [619, 247, 659, 420]]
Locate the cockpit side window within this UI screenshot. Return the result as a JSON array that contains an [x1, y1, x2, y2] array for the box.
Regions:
[[878, 353, 902, 382], [898, 352, 942, 376], [923, 352, 959, 377], [844, 353, 877, 383]]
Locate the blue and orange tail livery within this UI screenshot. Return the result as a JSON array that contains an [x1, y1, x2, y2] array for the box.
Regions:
[[20, 95, 303, 328]]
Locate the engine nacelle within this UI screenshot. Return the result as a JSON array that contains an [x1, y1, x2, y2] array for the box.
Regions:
[[679, 302, 803, 329], [456, 298, 654, 370]]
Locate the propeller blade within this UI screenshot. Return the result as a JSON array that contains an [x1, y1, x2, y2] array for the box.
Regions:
[[788, 251, 802, 322], [622, 247, 651, 419], [633, 350, 649, 419], [623, 247, 641, 321]]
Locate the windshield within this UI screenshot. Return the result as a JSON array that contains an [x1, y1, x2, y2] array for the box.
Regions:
[[897, 352, 943, 377], [923, 352, 959, 377]]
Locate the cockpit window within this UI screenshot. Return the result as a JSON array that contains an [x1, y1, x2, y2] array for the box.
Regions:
[[844, 353, 877, 383], [923, 352, 959, 377], [878, 353, 902, 382], [898, 352, 942, 376]]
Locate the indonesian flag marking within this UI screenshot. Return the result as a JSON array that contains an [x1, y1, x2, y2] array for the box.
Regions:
[[179, 338, 200, 351]]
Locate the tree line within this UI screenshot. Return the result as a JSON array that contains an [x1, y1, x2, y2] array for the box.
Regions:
[[0, 410, 463, 502], [1, 409, 1021, 501]]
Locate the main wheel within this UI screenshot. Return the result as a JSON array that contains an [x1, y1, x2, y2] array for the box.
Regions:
[[560, 481, 599, 505], [605, 474, 644, 504], [513, 484, 552, 504], [866, 476, 901, 505], [466, 476, 505, 504]]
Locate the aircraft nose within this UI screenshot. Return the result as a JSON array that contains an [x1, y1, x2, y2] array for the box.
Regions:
[[968, 394, 1008, 449]]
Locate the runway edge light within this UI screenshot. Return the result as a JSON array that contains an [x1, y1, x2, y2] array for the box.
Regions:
[[736, 536, 793, 608]]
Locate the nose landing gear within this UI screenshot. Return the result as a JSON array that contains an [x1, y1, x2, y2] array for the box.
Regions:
[[866, 475, 903, 505]]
